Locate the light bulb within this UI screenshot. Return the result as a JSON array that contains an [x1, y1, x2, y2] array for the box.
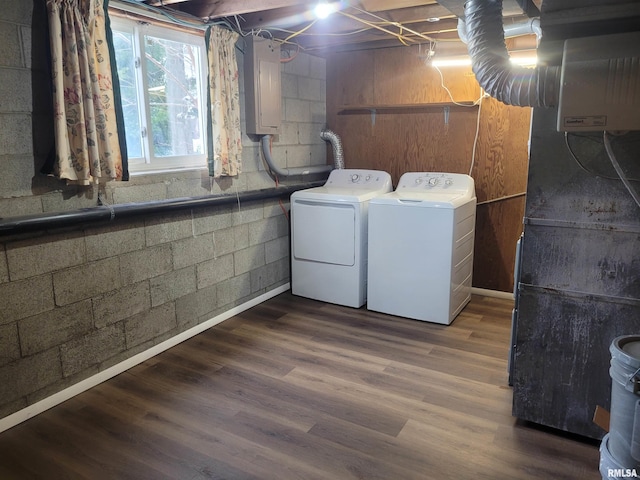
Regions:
[[314, 2, 335, 19]]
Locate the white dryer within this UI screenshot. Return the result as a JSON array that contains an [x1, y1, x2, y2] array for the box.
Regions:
[[367, 172, 476, 325], [290, 169, 392, 308]]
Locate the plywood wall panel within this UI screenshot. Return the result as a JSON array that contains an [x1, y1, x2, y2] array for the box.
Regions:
[[327, 46, 531, 292], [373, 48, 481, 105]]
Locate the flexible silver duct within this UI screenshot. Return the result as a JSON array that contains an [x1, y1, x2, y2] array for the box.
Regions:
[[260, 135, 333, 177], [320, 129, 345, 169], [457, 17, 541, 44], [463, 0, 560, 107]]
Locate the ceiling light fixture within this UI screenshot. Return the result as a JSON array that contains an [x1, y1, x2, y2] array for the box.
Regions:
[[314, 2, 336, 19]]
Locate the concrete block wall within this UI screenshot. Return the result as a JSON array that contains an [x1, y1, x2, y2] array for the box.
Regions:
[[0, 0, 326, 423]]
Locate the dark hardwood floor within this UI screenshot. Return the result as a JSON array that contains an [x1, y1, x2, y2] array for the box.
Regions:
[[0, 292, 601, 479]]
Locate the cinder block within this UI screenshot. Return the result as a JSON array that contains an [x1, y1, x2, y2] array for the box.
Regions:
[[150, 266, 197, 307], [197, 253, 234, 289], [281, 72, 298, 98], [286, 145, 313, 168], [6, 233, 85, 281], [309, 54, 326, 80], [298, 123, 325, 147], [310, 101, 326, 122], [0, 68, 33, 113], [60, 323, 126, 377], [166, 177, 211, 199], [92, 281, 151, 328], [251, 257, 289, 293], [41, 189, 99, 214], [85, 221, 146, 262], [278, 122, 299, 145], [284, 98, 311, 123], [175, 284, 217, 328], [119, 244, 172, 285], [125, 303, 177, 349], [298, 77, 325, 102], [0, 244, 8, 284], [172, 233, 216, 270], [265, 236, 289, 264], [0, 274, 54, 325], [0, 323, 20, 367], [112, 182, 167, 204], [283, 53, 310, 77], [246, 171, 278, 192], [1, 0, 33, 24], [249, 216, 287, 246], [192, 205, 233, 235], [0, 155, 37, 197], [53, 257, 121, 306], [0, 348, 62, 405], [0, 195, 42, 218], [234, 245, 266, 276], [18, 299, 93, 356], [216, 272, 251, 308], [144, 211, 193, 247], [264, 200, 290, 219], [232, 204, 264, 226], [0, 24, 22, 68], [0, 113, 32, 155]]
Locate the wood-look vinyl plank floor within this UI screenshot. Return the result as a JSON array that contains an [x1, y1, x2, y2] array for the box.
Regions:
[[0, 292, 601, 479]]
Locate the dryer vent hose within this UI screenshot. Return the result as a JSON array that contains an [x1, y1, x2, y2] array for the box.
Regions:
[[463, 0, 559, 107], [320, 129, 345, 169]]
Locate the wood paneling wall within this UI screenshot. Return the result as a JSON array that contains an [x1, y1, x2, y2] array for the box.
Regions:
[[326, 45, 531, 292]]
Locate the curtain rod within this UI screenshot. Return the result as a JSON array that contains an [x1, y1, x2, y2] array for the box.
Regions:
[[0, 183, 323, 237]]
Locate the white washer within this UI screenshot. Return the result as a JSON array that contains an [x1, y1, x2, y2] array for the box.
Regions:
[[291, 169, 392, 308], [367, 172, 476, 324]]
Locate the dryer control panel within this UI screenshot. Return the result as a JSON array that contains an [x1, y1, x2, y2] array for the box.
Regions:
[[396, 172, 474, 194], [324, 169, 392, 190]]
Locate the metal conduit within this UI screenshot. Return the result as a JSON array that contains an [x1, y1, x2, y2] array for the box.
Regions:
[[0, 183, 323, 236]]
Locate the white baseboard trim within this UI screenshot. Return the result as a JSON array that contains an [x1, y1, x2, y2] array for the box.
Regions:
[[471, 287, 514, 300], [0, 283, 290, 434]]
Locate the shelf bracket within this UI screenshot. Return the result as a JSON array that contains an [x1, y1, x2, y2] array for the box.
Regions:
[[443, 106, 450, 125], [369, 108, 376, 126]]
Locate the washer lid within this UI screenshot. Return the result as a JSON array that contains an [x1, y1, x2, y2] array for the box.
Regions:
[[370, 190, 476, 208]]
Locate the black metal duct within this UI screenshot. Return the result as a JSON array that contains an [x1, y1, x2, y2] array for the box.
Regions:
[[464, 0, 560, 107], [0, 183, 322, 236]]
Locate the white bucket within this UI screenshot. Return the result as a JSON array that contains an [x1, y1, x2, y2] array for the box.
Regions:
[[608, 335, 640, 469], [600, 433, 638, 480]]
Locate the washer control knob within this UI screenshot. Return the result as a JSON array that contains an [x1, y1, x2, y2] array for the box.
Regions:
[[445, 179, 453, 186], [365, 175, 371, 182], [428, 177, 439, 186], [415, 177, 423, 185], [351, 174, 360, 182]]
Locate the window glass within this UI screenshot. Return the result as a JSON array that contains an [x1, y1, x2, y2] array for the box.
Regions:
[[110, 17, 207, 173]]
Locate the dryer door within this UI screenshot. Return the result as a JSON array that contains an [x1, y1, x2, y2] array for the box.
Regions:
[[292, 200, 355, 266]]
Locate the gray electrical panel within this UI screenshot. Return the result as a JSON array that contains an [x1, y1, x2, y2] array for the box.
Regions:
[[244, 35, 281, 135]]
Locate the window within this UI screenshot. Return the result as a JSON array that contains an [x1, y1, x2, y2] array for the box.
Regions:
[[110, 17, 208, 173]]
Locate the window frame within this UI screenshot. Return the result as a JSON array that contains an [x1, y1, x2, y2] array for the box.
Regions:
[[110, 15, 209, 175]]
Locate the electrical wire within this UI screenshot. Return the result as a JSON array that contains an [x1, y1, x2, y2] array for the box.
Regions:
[[283, 19, 318, 43], [468, 94, 484, 176], [431, 64, 484, 176], [603, 131, 640, 208]]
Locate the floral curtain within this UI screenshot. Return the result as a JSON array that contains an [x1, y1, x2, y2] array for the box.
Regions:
[[206, 26, 242, 178], [46, 0, 124, 185]]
